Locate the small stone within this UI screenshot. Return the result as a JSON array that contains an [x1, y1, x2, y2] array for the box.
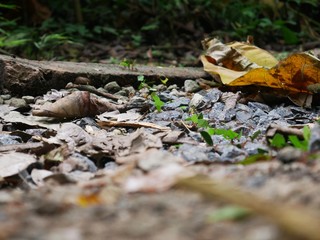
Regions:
[[22, 96, 35, 104], [167, 84, 178, 90], [0, 94, 11, 100], [219, 145, 247, 162], [179, 144, 209, 162], [5, 98, 27, 108], [0, 134, 22, 145], [244, 142, 269, 155], [104, 81, 121, 93], [123, 86, 136, 96], [189, 93, 209, 110], [127, 96, 150, 109], [164, 97, 189, 110], [205, 88, 222, 103], [115, 89, 128, 97], [152, 110, 182, 121], [277, 146, 303, 164], [308, 123, 320, 152], [74, 76, 91, 85], [184, 80, 201, 93]]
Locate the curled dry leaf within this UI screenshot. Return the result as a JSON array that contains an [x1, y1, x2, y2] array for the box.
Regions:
[[0, 152, 37, 178], [32, 91, 125, 119]]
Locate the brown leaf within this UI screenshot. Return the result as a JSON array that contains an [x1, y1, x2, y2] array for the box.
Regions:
[[32, 91, 125, 119], [228, 53, 320, 94]]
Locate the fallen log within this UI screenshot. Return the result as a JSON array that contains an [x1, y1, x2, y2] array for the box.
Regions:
[[0, 54, 210, 96]]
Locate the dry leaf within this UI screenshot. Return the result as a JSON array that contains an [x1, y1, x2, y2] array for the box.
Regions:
[[229, 53, 320, 93], [97, 120, 170, 131], [202, 37, 320, 107], [202, 38, 278, 71], [0, 152, 37, 178], [33, 91, 125, 119]]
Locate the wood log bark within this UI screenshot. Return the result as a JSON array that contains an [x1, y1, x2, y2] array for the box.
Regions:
[[0, 54, 210, 96]]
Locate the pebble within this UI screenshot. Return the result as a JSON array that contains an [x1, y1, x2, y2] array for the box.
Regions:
[[22, 96, 35, 104], [5, 98, 28, 108], [184, 79, 201, 93], [0, 94, 11, 100], [104, 81, 121, 93], [0, 134, 22, 145], [277, 146, 303, 164], [179, 144, 209, 162], [189, 93, 209, 110]]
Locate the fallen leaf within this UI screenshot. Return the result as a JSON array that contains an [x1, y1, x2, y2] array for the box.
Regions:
[[202, 37, 320, 107], [228, 53, 320, 94], [0, 152, 37, 178], [97, 120, 170, 131], [32, 91, 125, 119]]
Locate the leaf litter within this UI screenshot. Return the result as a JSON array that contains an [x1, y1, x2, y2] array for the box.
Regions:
[[2, 39, 320, 239]]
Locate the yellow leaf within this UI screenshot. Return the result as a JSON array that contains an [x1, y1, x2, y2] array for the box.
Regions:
[[201, 55, 246, 84], [227, 41, 278, 68], [228, 53, 320, 93]]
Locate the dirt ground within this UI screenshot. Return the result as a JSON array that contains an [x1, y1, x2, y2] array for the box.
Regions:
[[1, 159, 320, 240]]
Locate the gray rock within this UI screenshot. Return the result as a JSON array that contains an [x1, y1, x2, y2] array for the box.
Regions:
[[5, 98, 28, 108], [164, 97, 189, 110], [167, 84, 178, 90], [236, 110, 252, 123], [0, 134, 22, 145], [189, 93, 209, 110], [158, 92, 176, 102], [124, 86, 136, 96], [179, 144, 209, 162], [277, 146, 303, 164], [248, 101, 271, 112], [116, 86, 135, 97], [218, 145, 247, 162], [309, 123, 320, 152], [0, 94, 11, 100], [115, 89, 129, 97], [205, 88, 222, 103], [104, 81, 121, 93], [269, 106, 293, 118], [244, 142, 269, 155], [0, 97, 3, 104], [184, 80, 201, 93], [127, 96, 150, 109], [22, 96, 35, 104], [152, 110, 182, 121]]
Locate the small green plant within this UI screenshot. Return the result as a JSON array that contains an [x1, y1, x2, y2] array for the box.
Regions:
[[137, 75, 146, 89], [269, 125, 311, 151], [185, 113, 241, 145], [119, 58, 136, 70], [239, 152, 270, 165], [160, 76, 169, 85], [151, 92, 164, 112], [207, 205, 251, 223]]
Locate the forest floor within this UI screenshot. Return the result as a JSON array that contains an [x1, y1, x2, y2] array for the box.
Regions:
[[1, 40, 320, 240]]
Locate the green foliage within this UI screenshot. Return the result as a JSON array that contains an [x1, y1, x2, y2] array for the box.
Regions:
[[239, 153, 270, 165], [270, 133, 286, 148], [151, 92, 164, 112], [186, 113, 240, 145], [119, 58, 136, 70], [1, 0, 319, 59], [269, 126, 311, 151], [160, 77, 169, 85], [207, 205, 251, 222]]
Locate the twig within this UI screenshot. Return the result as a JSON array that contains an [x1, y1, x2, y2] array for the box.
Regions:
[[176, 175, 320, 240]]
